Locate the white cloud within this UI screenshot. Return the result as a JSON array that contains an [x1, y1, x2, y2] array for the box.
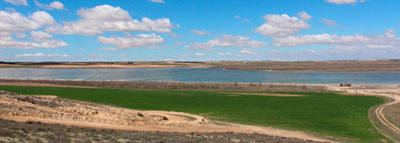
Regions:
[[49, 1, 64, 10], [97, 33, 164, 48], [0, 10, 55, 32], [0, 31, 66, 49], [297, 11, 312, 20], [240, 48, 257, 55], [35, 1, 64, 10], [195, 52, 204, 56], [322, 19, 339, 27], [16, 53, 69, 58], [365, 45, 395, 49], [191, 29, 210, 35], [149, 0, 165, 3], [272, 30, 400, 47], [99, 47, 117, 51], [192, 34, 267, 50], [325, 0, 365, 4], [256, 13, 310, 38], [5, 0, 28, 6], [46, 5, 174, 35], [30, 31, 52, 41]]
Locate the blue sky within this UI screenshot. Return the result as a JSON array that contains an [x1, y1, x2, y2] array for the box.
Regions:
[[0, 0, 399, 61]]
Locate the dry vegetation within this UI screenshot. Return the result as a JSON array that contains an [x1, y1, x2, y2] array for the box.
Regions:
[[0, 119, 322, 143], [385, 103, 400, 128], [207, 59, 400, 72], [0, 79, 326, 91]]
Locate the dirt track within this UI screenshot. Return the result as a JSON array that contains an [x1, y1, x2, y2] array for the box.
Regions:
[[0, 91, 330, 142], [327, 84, 400, 142]]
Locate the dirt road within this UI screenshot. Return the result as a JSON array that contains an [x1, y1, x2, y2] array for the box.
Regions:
[[327, 84, 400, 142]]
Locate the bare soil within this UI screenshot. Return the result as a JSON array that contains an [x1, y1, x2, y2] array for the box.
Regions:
[[0, 82, 96, 88], [207, 60, 400, 72], [384, 103, 400, 130], [0, 119, 323, 143], [0, 91, 329, 143]]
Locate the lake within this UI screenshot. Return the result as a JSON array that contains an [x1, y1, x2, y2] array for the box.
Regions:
[[0, 68, 399, 84]]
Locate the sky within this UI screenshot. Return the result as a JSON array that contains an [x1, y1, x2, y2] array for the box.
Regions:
[[0, 0, 400, 61]]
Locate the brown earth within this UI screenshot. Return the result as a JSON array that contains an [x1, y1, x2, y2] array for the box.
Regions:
[[0, 82, 96, 88], [384, 103, 400, 130], [0, 119, 324, 143], [207, 60, 400, 72], [0, 91, 330, 142]]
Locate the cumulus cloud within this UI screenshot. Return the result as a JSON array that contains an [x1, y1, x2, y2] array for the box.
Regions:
[[0, 37, 68, 49], [35, 1, 64, 10], [272, 30, 400, 47], [192, 34, 267, 51], [46, 5, 174, 35], [149, 0, 165, 3], [297, 11, 312, 20], [256, 13, 310, 38], [49, 1, 64, 10], [97, 33, 164, 48], [5, 0, 28, 6], [191, 29, 210, 35], [0, 10, 55, 32], [325, 0, 365, 4], [0, 31, 66, 49], [322, 19, 339, 27], [30, 31, 52, 41]]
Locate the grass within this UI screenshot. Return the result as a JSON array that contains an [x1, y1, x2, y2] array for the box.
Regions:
[[0, 85, 388, 142]]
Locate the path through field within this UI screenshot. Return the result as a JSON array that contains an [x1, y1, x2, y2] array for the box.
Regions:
[[328, 84, 400, 142]]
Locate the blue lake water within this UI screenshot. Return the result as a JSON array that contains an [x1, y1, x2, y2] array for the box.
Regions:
[[0, 68, 399, 84]]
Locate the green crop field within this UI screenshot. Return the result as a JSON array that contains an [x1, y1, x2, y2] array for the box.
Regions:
[[0, 85, 388, 142]]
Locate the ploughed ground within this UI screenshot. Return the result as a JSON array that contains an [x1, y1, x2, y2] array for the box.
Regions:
[[0, 91, 328, 143]]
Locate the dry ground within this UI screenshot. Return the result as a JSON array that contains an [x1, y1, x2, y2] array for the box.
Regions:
[[384, 103, 400, 129], [207, 60, 400, 72], [0, 119, 322, 143]]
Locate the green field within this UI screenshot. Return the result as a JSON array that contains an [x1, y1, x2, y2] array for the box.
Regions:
[[0, 85, 388, 142]]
